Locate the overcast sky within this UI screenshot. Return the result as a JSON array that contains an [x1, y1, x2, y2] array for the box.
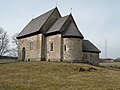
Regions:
[[0, 0, 120, 59]]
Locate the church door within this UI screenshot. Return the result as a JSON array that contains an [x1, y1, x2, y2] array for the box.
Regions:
[[22, 47, 26, 61]]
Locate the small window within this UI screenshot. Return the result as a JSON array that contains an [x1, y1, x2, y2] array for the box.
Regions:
[[50, 42, 53, 51], [30, 42, 33, 50], [64, 45, 66, 51]]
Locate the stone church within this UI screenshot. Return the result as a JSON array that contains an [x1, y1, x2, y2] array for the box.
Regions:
[[17, 7, 101, 65]]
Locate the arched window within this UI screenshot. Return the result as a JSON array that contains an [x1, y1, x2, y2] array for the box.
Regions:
[[64, 45, 66, 51], [50, 42, 53, 51]]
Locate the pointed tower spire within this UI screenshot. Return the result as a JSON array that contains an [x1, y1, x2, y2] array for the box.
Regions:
[[70, 8, 72, 14], [55, 2, 58, 7]]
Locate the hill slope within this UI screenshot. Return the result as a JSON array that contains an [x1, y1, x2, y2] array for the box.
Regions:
[[0, 62, 120, 90]]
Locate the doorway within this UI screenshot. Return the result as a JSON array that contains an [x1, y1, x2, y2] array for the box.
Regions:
[[22, 47, 26, 61]]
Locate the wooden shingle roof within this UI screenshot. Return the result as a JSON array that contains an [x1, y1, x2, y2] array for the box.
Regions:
[[62, 17, 84, 39], [46, 14, 84, 38], [17, 7, 56, 39], [83, 40, 101, 53], [17, 7, 84, 39], [46, 15, 69, 34]]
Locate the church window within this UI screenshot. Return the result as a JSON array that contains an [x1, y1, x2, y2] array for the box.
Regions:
[[30, 42, 33, 50], [50, 42, 53, 51], [64, 45, 66, 51]]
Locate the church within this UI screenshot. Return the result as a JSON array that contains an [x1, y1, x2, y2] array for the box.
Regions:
[[17, 7, 101, 65]]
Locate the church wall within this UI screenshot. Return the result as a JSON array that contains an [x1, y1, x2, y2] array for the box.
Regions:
[[82, 52, 99, 65], [40, 10, 61, 61], [18, 34, 42, 61], [46, 34, 61, 61], [63, 38, 82, 62]]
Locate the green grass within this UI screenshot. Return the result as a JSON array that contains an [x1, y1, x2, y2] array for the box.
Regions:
[[0, 61, 120, 90]]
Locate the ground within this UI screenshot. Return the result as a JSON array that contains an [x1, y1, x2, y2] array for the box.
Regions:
[[0, 61, 120, 90]]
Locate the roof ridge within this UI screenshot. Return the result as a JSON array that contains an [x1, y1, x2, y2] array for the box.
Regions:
[[60, 15, 70, 30], [33, 7, 56, 20], [45, 15, 70, 34], [62, 14, 84, 39], [17, 7, 58, 39], [59, 15, 70, 32]]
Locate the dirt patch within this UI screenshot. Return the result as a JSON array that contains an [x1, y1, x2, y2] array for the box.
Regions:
[[78, 67, 97, 72]]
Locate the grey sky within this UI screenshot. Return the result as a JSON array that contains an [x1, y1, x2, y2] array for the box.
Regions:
[[0, 0, 120, 58]]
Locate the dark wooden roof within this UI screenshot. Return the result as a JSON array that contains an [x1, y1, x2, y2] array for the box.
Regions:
[[17, 7, 84, 39], [17, 7, 57, 39], [83, 40, 101, 53], [46, 15, 69, 34], [46, 14, 84, 38], [62, 19, 84, 39]]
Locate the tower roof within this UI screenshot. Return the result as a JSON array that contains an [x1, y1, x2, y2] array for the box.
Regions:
[[46, 14, 84, 39], [62, 14, 84, 38]]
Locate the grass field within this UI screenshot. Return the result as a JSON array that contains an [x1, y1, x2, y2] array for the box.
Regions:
[[0, 61, 120, 90]]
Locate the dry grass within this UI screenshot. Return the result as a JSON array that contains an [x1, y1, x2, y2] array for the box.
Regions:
[[100, 62, 120, 67], [0, 61, 120, 90], [100, 62, 120, 70]]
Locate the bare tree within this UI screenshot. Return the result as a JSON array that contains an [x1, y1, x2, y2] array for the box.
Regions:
[[12, 33, 18, 46], [9, 33, 18, 57], [0, 27, 10, 56]]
